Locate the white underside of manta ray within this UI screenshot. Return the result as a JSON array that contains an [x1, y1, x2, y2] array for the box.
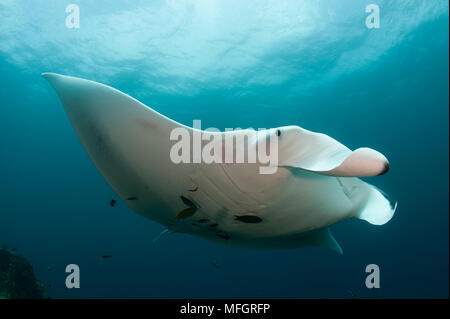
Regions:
[[43, 73, 397, 254]]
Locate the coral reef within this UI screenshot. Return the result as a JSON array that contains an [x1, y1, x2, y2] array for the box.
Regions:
[[0, 246, 44, 299]]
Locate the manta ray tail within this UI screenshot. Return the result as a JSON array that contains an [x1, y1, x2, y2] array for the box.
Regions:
[[153, 228, 170, 243]]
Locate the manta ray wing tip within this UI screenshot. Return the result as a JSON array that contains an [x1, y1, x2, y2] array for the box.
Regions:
[[42, 72, 55, 78], [41, 72, 62, 85]]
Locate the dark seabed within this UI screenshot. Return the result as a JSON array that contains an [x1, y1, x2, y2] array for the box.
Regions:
[[0, 0, 448, 298]]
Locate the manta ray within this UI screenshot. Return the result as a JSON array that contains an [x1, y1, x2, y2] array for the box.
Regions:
[[43, 73, 397, 254]]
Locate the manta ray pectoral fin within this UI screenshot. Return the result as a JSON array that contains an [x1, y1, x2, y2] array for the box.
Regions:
[[42, 73, 190, 226], [277, 126, 389, 177]]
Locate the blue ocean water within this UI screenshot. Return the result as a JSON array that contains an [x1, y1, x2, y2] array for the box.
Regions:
[[0, 0, 448, 298]]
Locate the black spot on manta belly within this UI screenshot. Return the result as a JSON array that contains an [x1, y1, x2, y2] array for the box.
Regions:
[[234, 215, 263, 223]]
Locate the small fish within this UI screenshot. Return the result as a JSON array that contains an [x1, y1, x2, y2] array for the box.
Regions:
[[198, 219, 209, 223], [180, 195, 194, 207], [175, 196, 198, 220], [109, 199, 116, 207], [216, 232, 231, 240], [188, 186, 199, 192], [209, 223, 218, 228], [212, 260, 219, 268], [102, 254, 112, 259], [175, 207, 197, 221], [234, 215, 263, 223], [127, 196, 137, 201]]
